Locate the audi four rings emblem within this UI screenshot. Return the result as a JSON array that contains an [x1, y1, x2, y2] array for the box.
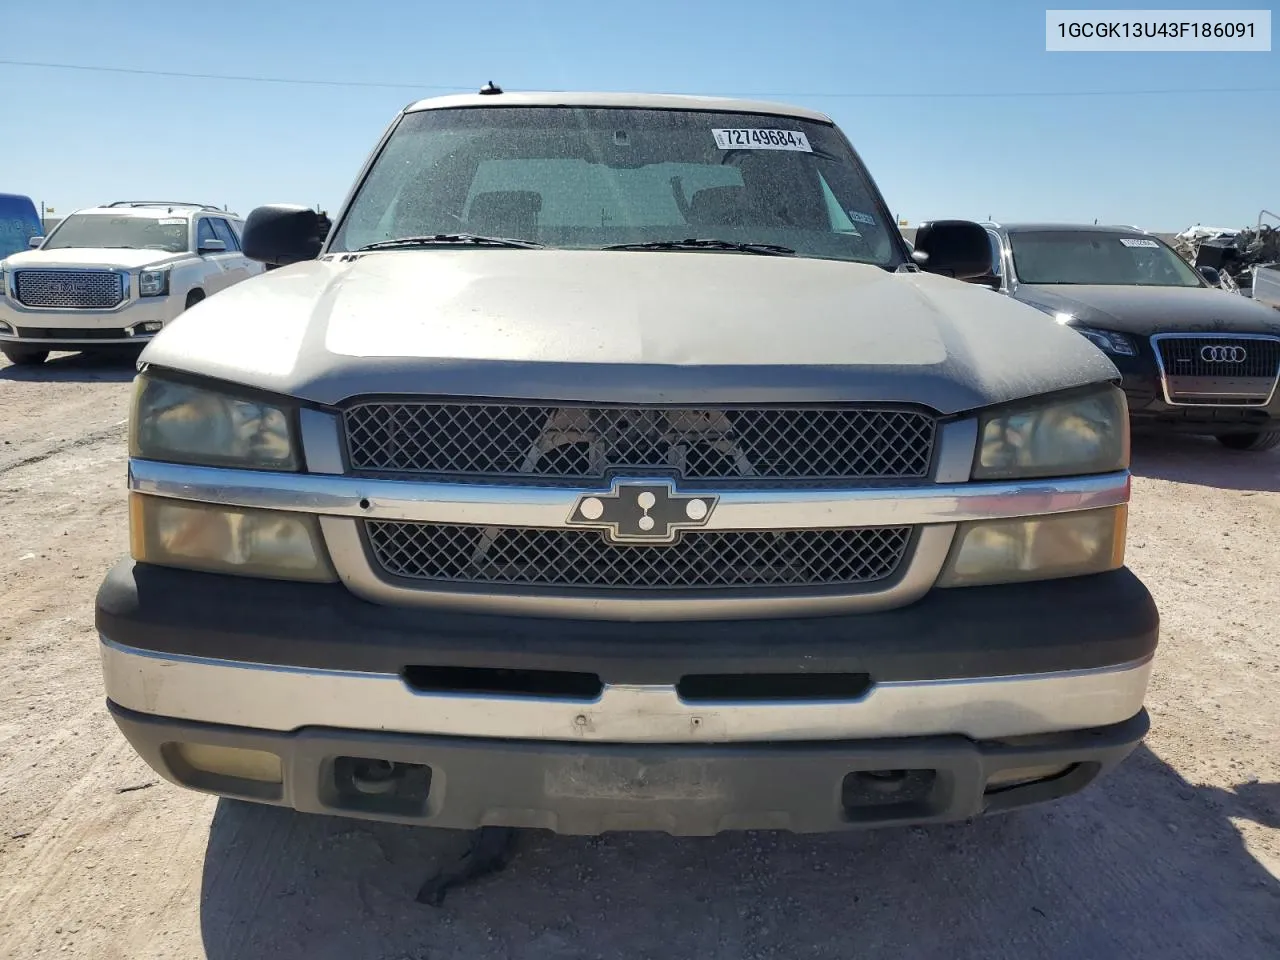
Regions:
[[1200, 344, 1247, 363], [568, 479, 718, 544]]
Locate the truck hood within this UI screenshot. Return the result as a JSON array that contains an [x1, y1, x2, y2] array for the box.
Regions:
[[141, 249, 1118, 414], [4, 247, 183, 270], [1014, 283, 1280, 337]]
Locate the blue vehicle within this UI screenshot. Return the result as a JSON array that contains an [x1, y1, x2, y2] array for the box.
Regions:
[[0, 193, 43, 262]]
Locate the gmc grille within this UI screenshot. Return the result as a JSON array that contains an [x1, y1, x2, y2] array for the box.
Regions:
[[14, 270, 125, 310]]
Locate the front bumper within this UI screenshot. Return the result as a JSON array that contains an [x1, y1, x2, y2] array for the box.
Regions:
[[1110, 354, 1280, 434], [98, 561, 1158, 832], [107, 702, 1150, 835], [0, 295, 176, 347]]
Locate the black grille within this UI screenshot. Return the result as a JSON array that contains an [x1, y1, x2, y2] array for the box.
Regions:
[[366, 522, 912, 590], [14, 270, 125, 309], [1155, 336, 1280, 379], [343, 403, 936, 486]]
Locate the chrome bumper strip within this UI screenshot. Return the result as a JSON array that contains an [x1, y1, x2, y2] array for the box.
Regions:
[[128, 458, 1131, 530], [100, 637, 1154, 744]]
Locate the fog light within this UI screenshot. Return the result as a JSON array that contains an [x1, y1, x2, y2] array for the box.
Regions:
[[172, 743, 282, 783], [130, 493, 336, 581], [937, 505, 1126, 587], [986, 763, 1073, 790], [0, 321, 13, 335], [129, 321, 164, 336]]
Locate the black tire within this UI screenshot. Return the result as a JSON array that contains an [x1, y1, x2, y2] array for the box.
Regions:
[[1216, 431, 1280, 452], [1, 346, 50, 366], [185, 289, 205, 310]]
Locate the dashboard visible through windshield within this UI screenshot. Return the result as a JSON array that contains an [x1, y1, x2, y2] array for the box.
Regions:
[[330, 106, 904, 266]]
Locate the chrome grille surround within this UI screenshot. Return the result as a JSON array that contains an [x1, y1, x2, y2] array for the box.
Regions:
[[127, 454, 1133, 621], [365, 520, 912, 590], [342, 401, 937, 486], [13, 270, 126, 309], [1151, 332, 1280, 406]]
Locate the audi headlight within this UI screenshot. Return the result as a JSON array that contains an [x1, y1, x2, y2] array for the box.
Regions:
[[130, 374, 298, 470], [1073, 325, 1136, 357], [139, 268, 170, 297], [973, 386, 1128, 481]]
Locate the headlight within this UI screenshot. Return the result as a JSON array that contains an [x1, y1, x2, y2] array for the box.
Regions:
[[936, 505, 1126, 587], [130, 494, 335, 581], [130, 374, 299, 470], [139, 268, 170, 297], [1073, 325, 1136, 357], [973, 386, 1128, 481]]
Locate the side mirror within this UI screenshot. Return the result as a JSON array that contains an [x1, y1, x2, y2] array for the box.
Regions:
[[1198, 264, 1222, 286], [911, 220, 993, 280], [241, 204, 326, 266], [199, 239, 227, 254], [28, 236, 44, 249]]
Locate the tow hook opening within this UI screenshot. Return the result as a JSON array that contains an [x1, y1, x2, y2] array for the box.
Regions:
[[329, 756, 434, 817], [841, 768, 941, 821]]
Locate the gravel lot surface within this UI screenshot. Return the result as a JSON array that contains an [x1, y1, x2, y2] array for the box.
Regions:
[[0, 350, 1276, 960]]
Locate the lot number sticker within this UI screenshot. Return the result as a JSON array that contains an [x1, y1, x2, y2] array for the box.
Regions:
[[1119, 238, 1159, 248], [713, 128, 812, 152]]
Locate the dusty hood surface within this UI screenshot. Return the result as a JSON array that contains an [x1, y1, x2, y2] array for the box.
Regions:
[[5, 248, 184, 271], [1014, 283, 1280, 337], [141, 249, 1118, 414]]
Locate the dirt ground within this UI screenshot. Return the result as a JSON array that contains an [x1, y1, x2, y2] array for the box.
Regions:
[[0, 350, 1276, 960]]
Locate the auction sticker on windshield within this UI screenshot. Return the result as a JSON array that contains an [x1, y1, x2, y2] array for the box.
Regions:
[[713, 129, 812, 151], [1119, 238, 1160, 248]]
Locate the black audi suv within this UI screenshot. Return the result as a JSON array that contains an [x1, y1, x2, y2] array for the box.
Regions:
[[973, 221, 1280, 452]]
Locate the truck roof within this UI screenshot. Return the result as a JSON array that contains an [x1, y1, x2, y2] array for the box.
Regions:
[[987, 222, 1153, 235], [403, 90, 834, 124]]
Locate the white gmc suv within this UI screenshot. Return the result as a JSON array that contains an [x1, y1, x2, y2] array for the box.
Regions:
[[0, 201, 265, 366]]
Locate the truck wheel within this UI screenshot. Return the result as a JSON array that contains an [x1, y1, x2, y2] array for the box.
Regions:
[[2, 345, 50, 366], [1216, 431, 1280, 452], [185, 290, 205, 310]]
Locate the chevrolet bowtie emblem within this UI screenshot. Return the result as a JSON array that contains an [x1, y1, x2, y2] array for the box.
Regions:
[[568, 480, 718, 544]]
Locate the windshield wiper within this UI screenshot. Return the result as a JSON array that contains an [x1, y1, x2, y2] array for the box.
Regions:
[[356, 234, 543, 251], [602, 238, 795, 256]]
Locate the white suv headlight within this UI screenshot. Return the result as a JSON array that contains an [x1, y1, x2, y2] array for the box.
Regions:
[[139, 268, 171, 297], [129, 374, 298, 470], [973, 385, 1129, 481]]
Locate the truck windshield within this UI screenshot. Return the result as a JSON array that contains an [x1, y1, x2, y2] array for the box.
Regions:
[[0, 194, 43, 260], [330, 106, 903, 266], [1008, 230, 1203, 287], [42, 214, 190, 253]]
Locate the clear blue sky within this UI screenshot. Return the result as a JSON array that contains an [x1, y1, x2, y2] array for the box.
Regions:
[[3, 0, 1276, 230]]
